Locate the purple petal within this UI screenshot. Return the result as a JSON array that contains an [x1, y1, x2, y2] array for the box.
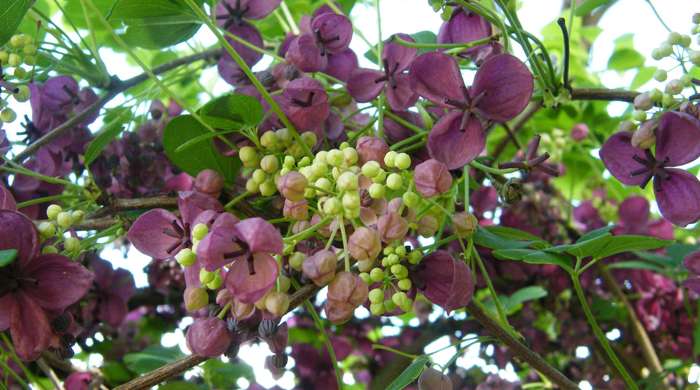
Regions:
[[618, 196, 650, 228], [414, 159, 453, 197], [471, 54, 533, 122], [437, 9, 492, 55], [244, 0, 281, 19], [0, 294, 12, 331], [0, 210, 38, 268], [42, 76, 79, 113], [225, 253, 279, 303], [599, 132, 648, 186], [98, 295, 129, 328], [281, 77, 330, 131], [233, 217, 283, 254], [655, 168, 700, 226], [416, 250, 473, 313], [471, 186, 498, 216], [311, 13, 352, 54], [178, 191, 223, 226], [324, 49, 358, 82], [65, 372, 92, 390], [285, 34, 327, 73], [226, 22, 264, 66], [383, 34, 417, 72], [127, 209, 181, 260], [218, 56, 247, 86], [23, 254, 93, 310], [385, 73, 418, 111], [197, 230, 240, 271], [347, 68, 385, 103], [684, 276, 700, 294], [656, 111, 700, 166], [427, 111, 484, 169], [683, 251, 700, 274], [76, 88, 99, 125], [409, 52, 466, 106], [10, 292, 52, 361], [0, 183, 16, 210]]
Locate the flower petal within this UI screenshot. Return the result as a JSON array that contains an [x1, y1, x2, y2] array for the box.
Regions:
[[656, 111, 700, 166], [0, 183, 16, 210], [0, 210, 38, 268], [10, 292, 51, 361], [383, 34, 417, 72], [243, 0, 281, 19], [655, 168, 700, 226], [599, 132, 648, 186], [225, 253, 279, 303], [415, 250, 473, 313], [23, 254, 93, 310], [98, 295, 129, 328], [385, 73, 418, 111], [186, 317, 232, 357], [427, 111, 484, 169], [409, 52, 466, 106], [683, 250, 700, 275], [127, 209, 181, 259], [226, 22, 264, 66], [285, 34, 327, 73], [197, 229, 240, 271], [437, 9, 492, 49], [324, 49, 358, 82], [618, 196, 650, 229], [0, 294, 13, 331], [347, 68, 385, 103], [311, 13, 352, 53], [471, 53, 533, 122], [232, 217, 283, 254]]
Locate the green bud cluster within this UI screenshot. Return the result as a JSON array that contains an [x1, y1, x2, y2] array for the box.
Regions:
[[41, 204, 88, 258]]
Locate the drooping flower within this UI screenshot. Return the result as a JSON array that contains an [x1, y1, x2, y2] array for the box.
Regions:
[[64, 372, 92, 390], [347, 34, 418, 111], [279, 77, 330, 132], [127, 191, 222, 260], [0, 210, 93, 360], [437, 8, 500, 64], [600, 111, 700, 226], [413, 159, 453, 197], [412, 250, 473, 313], [89, 256, 136, 328], [0, 183, 16, 210], [302, 249, 337, 286], [285, 12, 353, 72], [410, 52, 533, 169], [186, 317, 233, 357], [325, 271, 368, 324]]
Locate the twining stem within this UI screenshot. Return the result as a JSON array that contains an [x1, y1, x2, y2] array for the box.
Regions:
[[389, 132, 427, 151], [571, 272, 639, 389], [394, 34, 498, 50], [184, 0, 313, 158], [225, 191, 251, 210]]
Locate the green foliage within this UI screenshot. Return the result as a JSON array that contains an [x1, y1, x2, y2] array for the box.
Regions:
[[201, 360, 255, 388], [502, 286, 548, 315], [386, 355, 430, 390], [124, 346, 184, 374], [0, 0, 33, 46]]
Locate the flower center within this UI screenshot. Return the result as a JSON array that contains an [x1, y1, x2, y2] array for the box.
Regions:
[[162, 219, 192, 255], [313, 28, 340, 57], [373, 59, 401, 88], [291, 91, 315, 108], [630, 149, 671, 192], [217, 0, 250, 30]]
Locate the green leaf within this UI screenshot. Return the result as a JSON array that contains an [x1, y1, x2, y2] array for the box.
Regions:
[[0, 0, 32, 46], [202, 360, 254, 388], [546, 233, 613, 258], [503, 286, 548, 314], [483, 226, 546, 243], [607, 260, 667, 273], [492, 248, 573, 273], [631, 66, 657, 89], [124, 346, 183, 374], [110, 0, 203, 49], [608, 48, 644, 72], [574, 0, 613, 16], [594, 235, 673, 259], [386, 355, 430, 390], [199, 93, 265, 128], [163, 115, 241, 183], [473, 227, 540, 250], [0, 249, 18, 268], [84, 123, 126, 166], [577, 225, 614, 242], [101, 361, 133, 386]]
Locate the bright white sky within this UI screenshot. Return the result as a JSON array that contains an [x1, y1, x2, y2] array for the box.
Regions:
[[7, 0, 699, 388]]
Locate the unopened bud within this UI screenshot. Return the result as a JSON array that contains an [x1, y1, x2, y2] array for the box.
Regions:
[[265, 291, 290, 317], [184, 287, 208, 311], [631, 120, 657, 149], [452, 212, 478, 237], [633, 92, 653, 110]]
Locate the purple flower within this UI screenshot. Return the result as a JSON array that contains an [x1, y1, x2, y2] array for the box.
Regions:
[[573, 201, 605, 232], [0, 210, 93, 360], [127, 191, 223, 260], [324, 48, 358, 82], [90, 256, 136, 328], [64, 372, 92, 390], [410, 52, 533, 169], [413, 158, 453, 197], [413, 250, 473, 313], [347, 34, 418, 111], [384, 110, 423, 143], [280, 77, 330, 132], [186, 317, 232, 357], [285, 13, 353, 72], [0, 183, 16, 211], [437, 8, 500, 64], [600, 111, 700, 226]]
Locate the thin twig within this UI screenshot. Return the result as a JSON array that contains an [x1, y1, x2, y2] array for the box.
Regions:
[[37, 358, 64, 390]]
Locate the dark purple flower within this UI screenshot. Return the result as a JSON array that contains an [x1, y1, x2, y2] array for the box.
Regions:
[[0, 183, 16, 211], [65, 372, 92, 390], [437, 8, 500, 64], [280, 77, 330, 132], [573, 201, 605, 232], [127, 191, 222, 260], [285, 13, 353, 72], [0, 210, 93, 360], [90, 256, 136, 328], [413, 250, 473, 313], [471, 186, 497, 218], [324, 48, 358, 82], [356, 136, 389, 166], [348, 34, 418, 111], [600, 111, 700, 226], [186, 317, 232, 357], [410, 52, 533, 169]]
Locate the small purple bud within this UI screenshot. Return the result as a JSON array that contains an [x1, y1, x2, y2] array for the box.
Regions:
[[452, 212, 478, 238], [570, 123, 589, 141], [325, 271, 369, 324], [630, 119, 657, 149], [186, 317, 232, 358], [277, 171, 308, 201], [194, 169, 225, 198], [356, 136, 390, 167], [684, 251, 700, 274], [348, 226, 382, 261], [283, 199, 309, 221], [377, 212, 409, 243], [414, 159, 453, 197], [302, 249, 337, 286]]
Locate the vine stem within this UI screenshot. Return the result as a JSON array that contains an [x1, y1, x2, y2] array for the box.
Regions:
[[571, 272, 639, 389]]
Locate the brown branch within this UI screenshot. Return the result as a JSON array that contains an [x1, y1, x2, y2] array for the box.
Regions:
[[114, 280, 321, 390], [12, 49, 221, 163], [570, 88, 640, 103], [598, 265, 663, 376], [466, 301, 579, 389]]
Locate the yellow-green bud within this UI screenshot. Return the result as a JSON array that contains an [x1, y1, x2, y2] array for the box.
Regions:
[[368, 183, 386, 199], [7, 54, 21, 67], [386, 173, 403, 190], [342, 191, 361, 210], [206, 271, 223, 290], [370, 267, 384, 282], [185, 287, 208, 311], [337, 172, 358, 191], [323, 197, 342, 215], [192, 223, 209, 241], [0, 108, 16, 123], [326, 149, 344, 166], [289, 252, 305, 271], [260, 155, 279, 173], [259, 179, 277, 196], [13, 85, 30, 102], [176, 248, 197, 267], [315, 177, 333, 193], [278, 274, 291, 292], [398, 278, 412, 291], [56, 212, 73, 228], [361, 161, 381, 178], [199, 268, 215, 285], [64, 237, 80, 252], [394, 153, 411, 170], [370, 303, 385, 315], [38, 222, 56, 238], [343, 147, 358, 165], [42, 245, 59, 254], [383, 150, 397, 168], [301, 131, 317, 147], [246, 178, 259, 193], [369, 288, 384, 303]]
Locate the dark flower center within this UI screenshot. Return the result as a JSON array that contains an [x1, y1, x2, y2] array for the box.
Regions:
[[61, 84, 81, 106], [373, 59, 401, 88], [443, 87, 486, 132], [217, 0, 250, 30], [313, 27, 340, 57], [630, 149, 671, 191], [0, 267, 37, 298], [161, 219, 192, 254], [18, 115, 42, 143], [223, 238, 256, 275], [291, 91, 316, 108]]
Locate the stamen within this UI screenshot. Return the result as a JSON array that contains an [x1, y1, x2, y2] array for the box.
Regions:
[[247, 255, 256, 275]]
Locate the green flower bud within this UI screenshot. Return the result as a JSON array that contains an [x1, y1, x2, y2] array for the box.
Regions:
[[0, 108, 16, 123], [368, 183, 386, 199], [0, 51, 8, 63], [326, 149, 344, 166], [42, 245, 59, 254], [395, 246, 406, 257], [657, 42, 673, 57], [184, 287, 208, 311], [38, 222, 56, 238], [176, 248, 197, 267], [392, 291, 408, 307], [323, 197, 342, 215], [259, 179, 277, 196], [283, 155, 296, 168], [260, 155, 279, 173], [370, 303, 385, 315], [337, 172, 358, 191], [394, 153, 411, 170], [386, 254, 400, 265], [359, 272, 371, 284], [665, 79, 683, 95], [192, 223, 209, 241], [260, 131, 279, 150], [342, 191, 361, 210], [679, 34, 692, 48], [386, 173, 403, 190], [662, 93, 675, 107], [369, 288, 384, 303], [633, 93, 653, 111], [13, 85, 30, 102], [408, 250, 423, 264], [653, 69, 667, 82], [667, 32, 682, 45], [56, 212, 73, 228], [301, 131, 317, 147], [199, 268, 215, 285], [239, 146, 258, 166], [8, 54, 21, 67], [265, 291, 290, 317], [252, 169, 267, 185], [632, 110, 647, 122], [70, 210, 85, 224], [64, 237, 80, 252], [383, 150, 397, 168], [315, 177, 333, 193], [361, 161, 381, 178], [315, 150, 328, 164], [372, 169, 387, 184], [206, 271, 223, 290], [383, 299, 397, 312], [23, 44, 36, 55], [391, 264, 408, 279], [343, 147, 358, 165], [649, 88, 663, 102], [289, 252, 305, 271], [10, 34, 25, 48], [276, 128, 292, 145], [245, 178, 259, 193], [398, 278, 412, 291], [370, 267, 385, 283]]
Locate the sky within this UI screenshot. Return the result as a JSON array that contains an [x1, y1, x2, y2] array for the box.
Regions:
[[5, 0, 700, 388]]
